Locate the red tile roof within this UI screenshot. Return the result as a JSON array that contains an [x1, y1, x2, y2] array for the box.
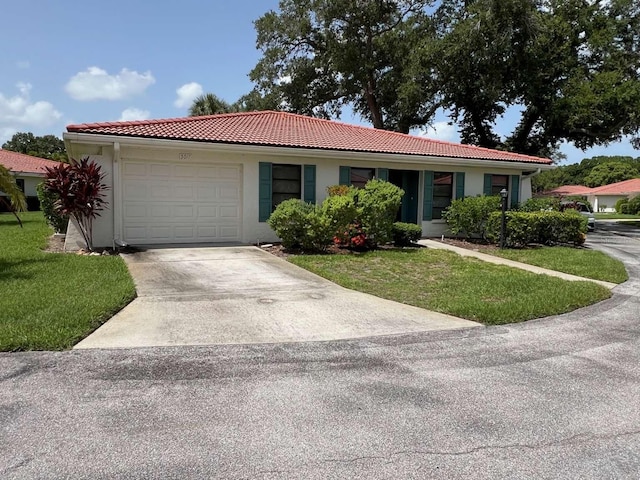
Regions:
[[0, 149, 61, 175], [67, 111, 552, 165], [590, 178, 640, 195], [545, 185, 594, 196]]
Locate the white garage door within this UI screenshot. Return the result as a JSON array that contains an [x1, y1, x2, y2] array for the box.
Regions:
[[121, 160, 242, 244]]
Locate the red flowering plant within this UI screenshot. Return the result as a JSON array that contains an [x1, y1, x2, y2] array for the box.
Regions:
[[43, 157, 109, 251]]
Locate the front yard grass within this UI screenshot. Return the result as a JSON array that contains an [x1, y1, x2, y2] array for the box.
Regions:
[[0, 212, 136, 351], [594, 212, 640, 220], [290, 249, 611, 325], [479, 246, 628, 284]]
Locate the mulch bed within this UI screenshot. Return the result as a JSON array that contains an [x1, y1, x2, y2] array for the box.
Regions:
[[437, 237, 499, 252], [44, 235, 118, 256], [257, 242, 424, 257]]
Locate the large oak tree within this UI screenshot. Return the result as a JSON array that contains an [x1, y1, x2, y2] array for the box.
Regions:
[[251, 0, 640, 157]]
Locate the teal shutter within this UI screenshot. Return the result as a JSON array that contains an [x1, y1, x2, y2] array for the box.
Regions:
[[511, 175, 520, 208], [259, 162, 272, 222], [483, 174, 492, 196], [455, 172, 466, 199], [423, 170, 434, 221], [377, 168, 389, 181], [339, 166, 351, 185], [304, 165, 316, 204]]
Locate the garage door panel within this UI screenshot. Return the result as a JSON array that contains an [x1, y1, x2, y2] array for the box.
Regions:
[[175, 226, 195, 239], [122, 161, 242, 244], [197, 206, 218, 218], [219, 205, 240, 218], [124, 162, 147, 176], [150, 164, 171, 177], [220, 186, 240, 200]]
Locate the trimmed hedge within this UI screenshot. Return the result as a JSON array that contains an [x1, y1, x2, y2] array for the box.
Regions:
[[443, 195, 501, 240], [615, 198, 629, 213], [392, 222, 422, 246], [267, 199, 333, 251], [627, 196, 640, 215], [487, 210, 587, 248]]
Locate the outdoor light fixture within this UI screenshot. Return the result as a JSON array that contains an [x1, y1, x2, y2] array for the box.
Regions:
[[500, 188, 508, 249]]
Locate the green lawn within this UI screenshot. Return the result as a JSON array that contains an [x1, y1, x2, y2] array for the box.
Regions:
[[594, 212, 640, 220], [290, 249, 611, 325], [480, 246, 628, 284], [0, 212, 136, 351]]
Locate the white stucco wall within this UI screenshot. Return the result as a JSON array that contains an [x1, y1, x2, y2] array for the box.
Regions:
[[66, 138, 536, 247], [589, 194, 627, 213], [0, 174, 42, 197]]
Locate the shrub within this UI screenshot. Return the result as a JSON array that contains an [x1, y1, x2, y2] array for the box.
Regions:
[[518, 197, 559, 212], [268, 199, 314, 249], [621, 202, 631, 214], [443, 195, 501, 240], [487, 210, 587, 247], [627, 195, 640, 215], [42, 157, 108, 251], [356, 179, 403, 247], [322, 180, 403, 249], [326, 184, 351, 197], [321, 188, 359, 245], [301, 208, 334, 251], [36, 182, 68, 233], [392, 222, 422, 246], [615, 198, 629, 213], [267, 199, 335, 251], [269, 180, 403, 251]]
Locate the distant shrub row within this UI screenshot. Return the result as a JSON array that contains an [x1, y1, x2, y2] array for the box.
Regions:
[[443, 195, 587, 247]]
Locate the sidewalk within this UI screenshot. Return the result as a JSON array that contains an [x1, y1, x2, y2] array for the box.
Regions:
[[418, 239, 618, 290]]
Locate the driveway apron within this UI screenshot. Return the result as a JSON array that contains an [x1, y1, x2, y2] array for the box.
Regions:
[[75, 246, 478, 348]]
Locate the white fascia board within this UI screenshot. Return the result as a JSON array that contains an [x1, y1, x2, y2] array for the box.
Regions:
[[63, 132, 555, 172], [10, 171, 45, 178]]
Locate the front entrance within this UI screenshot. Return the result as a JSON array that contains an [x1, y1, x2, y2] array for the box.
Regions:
[[389, 170, 419, 224]]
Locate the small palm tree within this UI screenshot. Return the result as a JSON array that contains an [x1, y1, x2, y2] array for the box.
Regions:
[[188, 93, 237, 116], [0, 165, 26, 227]]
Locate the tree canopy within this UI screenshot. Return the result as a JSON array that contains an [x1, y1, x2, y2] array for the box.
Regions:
[[2, 132, 68, 162], [583, 161, 639, 187], [250, 0, 640, 157], [532, 155, 640, 192]]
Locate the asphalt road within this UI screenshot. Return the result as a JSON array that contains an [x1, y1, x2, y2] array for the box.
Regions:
[[1, 225, 640, 479]]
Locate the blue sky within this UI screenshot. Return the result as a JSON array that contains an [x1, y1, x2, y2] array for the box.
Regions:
[[1, 0, 637, 165]]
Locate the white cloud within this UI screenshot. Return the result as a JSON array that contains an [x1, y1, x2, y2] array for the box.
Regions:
[[417, 122, 459, 143], [118, 107, 151, 122], [174, 82, 203, 108], [0, 83, 62, 143], [65, 67, 155, 101]]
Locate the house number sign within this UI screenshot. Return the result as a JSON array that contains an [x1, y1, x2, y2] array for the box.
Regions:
[[178, 153, 192, 160]]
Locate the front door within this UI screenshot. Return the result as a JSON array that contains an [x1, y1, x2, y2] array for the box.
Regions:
[[389, 170, 419, 224]]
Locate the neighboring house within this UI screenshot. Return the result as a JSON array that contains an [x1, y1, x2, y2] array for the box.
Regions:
[[0, 149, 61, 211], [63, 111, 553, 248], [545, 179, 640, 212], [544, 185, 594, 197]]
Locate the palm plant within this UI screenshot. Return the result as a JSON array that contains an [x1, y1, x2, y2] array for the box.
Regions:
[[188, 93, 237, 116], [0, 165, 27, 227]]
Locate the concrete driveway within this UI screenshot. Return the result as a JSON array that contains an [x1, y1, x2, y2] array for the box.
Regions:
[[75, 246, 477, 348]]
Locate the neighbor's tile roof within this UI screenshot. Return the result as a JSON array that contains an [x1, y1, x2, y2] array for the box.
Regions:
[[590, 178, 640, 195], [0, 149, 61, 175], [546, 185, 594, 196], [67, 111, 552, 165]]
